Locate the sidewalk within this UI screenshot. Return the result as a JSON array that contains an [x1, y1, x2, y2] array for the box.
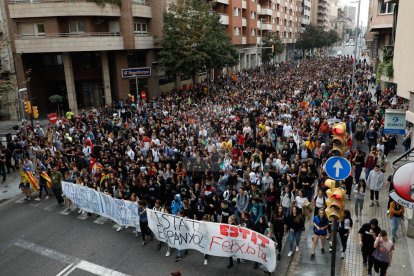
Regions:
[[341, 145, 414, 275], [0, 170, 23, 204], [289, 137, 414, 275]]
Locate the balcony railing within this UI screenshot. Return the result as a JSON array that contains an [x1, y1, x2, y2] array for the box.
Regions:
[[9, 0, 150, 5], [16, 31, 122, 39]]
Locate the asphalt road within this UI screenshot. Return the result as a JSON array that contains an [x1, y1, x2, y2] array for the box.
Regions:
[[0, 195, 291, 276]]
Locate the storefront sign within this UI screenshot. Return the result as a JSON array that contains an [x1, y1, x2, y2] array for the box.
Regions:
[[384, 109, 406, 135], [121, 67, 151, 78]]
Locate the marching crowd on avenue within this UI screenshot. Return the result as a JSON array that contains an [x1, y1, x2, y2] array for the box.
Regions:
[[0, 56, 408, 276]]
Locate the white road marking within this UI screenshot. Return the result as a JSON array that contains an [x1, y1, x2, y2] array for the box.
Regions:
[[56, 263, 75, 276], [14, 239, 130, 276], [44, 202, 58, 211], [76, 260, 129, 276]]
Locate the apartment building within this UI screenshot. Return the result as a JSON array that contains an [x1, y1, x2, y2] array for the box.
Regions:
[[310, 0, 330, 31], [214, 0, 302, 66], [301, 0, 311, 31], [4, 0, 168, 115], [366, 0, 395, 70]]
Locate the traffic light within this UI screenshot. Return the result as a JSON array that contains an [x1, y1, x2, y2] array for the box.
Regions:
[[331, 122, 347, 156], [325, 179, 345, 220], [32, 106, 39, 119], [24, 101, 32, 114]]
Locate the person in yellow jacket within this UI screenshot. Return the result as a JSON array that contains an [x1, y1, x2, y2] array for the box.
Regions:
[[388, 200, 404, 243]]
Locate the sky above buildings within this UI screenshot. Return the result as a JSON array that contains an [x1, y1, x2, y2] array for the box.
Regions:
[[340, 0, 369, 27]]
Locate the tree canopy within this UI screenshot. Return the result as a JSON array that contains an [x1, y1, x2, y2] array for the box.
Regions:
[[296, 25, 339, 50], [261, 32, 284, 63], [159, 0, 238, 81]]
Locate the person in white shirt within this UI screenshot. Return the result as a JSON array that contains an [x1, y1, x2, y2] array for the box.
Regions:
[[126, 146, 135, 160], [295, 189, 310, 219], [283, 123, 293, 138]]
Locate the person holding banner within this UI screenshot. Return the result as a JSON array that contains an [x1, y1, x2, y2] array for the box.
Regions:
[[139, 200, 151, 246]]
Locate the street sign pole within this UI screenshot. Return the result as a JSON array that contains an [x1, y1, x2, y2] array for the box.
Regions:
[[135, 76, 139, 107], [330, 180, 340, 276]]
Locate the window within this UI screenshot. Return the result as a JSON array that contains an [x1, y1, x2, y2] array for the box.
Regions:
[[277, 4, 280, 11], [251, 28, 256, 36], [42, 54, 63, 67], [69, 21, 85, 33], [36, 23, 45, 36], [379, 0, 395, 14], [276, 17, 280, 24], [234, 27, 240, 36], [18, 22, 45, 37], [233, 8, 240, 16], [250, 11, 256, 19], [134, 22, 148, 34]]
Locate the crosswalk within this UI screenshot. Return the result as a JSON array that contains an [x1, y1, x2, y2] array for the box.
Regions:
[[13, 196, 123, 229]]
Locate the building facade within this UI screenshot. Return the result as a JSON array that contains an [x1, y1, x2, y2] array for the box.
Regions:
[[214, 0, 302, 68], [5, 0, 169, 115], [301, 0, 312, 31], [366, 0, 395, 71], [393, 0, 414, 121], [310, 0, 330, 31]]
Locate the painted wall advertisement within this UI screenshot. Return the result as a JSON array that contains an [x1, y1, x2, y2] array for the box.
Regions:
[[384, 109, 406, 135], [390, 162, 414, 209]]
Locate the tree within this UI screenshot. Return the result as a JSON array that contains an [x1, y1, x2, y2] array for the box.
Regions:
[[49, 94, 64, 116], [262, 32, 284, 63], [159, 0, 238, 84], [296, 26, 339, 55], [0, 80, 15, 119]]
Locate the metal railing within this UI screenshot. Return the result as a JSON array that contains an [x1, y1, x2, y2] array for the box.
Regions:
[[9, 0, 95, 4], [9, 0, 150, 5], [392, 147, 414, 170], [16, 32, 122, 39]]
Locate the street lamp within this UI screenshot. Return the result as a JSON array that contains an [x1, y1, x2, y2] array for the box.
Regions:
[[351, 0, 362, 90]]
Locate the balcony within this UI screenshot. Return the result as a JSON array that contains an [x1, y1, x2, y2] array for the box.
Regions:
[[131, 1, 152, 18], [219, 14, 229, 25], [242, 0, 246, 9], [242, 18, 247, 27], [259, 7, 273, 16], [14, 32, 124, 53], [242, 36, 247, 45], [134, 34, 154, 49], [257, 36, 262, 44], [8, 0, 121, 18], [262, 23, 273, 31], [213, 0, 229, 4]]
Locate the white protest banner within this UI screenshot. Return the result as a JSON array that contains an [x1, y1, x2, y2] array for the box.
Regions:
[[147, 209, 277, 272], [62, 181, 140, 230]]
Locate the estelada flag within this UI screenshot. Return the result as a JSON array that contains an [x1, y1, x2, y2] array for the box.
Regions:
[[23, 171, 39, 191], [40, 171, 52, 189]]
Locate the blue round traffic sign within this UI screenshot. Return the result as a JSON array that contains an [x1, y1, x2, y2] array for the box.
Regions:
[[324, 156, 352, 181]]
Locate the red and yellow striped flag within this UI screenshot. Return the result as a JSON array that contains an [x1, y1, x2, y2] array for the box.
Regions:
[[40, 171, 52, 189], [23, 171, 40, 191]]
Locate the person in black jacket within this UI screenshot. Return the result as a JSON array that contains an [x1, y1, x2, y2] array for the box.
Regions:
[[286, 205, 305, 257], [272, 205, 286, 261], [358, 218, 381, 276]]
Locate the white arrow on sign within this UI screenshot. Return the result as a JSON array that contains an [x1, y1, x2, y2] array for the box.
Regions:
[[333, 160, 343, 178]]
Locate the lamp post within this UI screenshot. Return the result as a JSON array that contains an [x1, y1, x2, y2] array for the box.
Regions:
[[351, 0, 361, 90]]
